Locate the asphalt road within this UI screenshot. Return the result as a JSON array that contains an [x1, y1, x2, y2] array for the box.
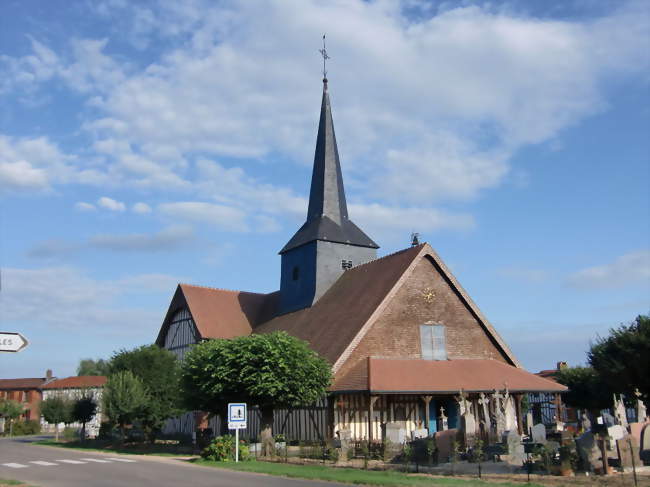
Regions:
[[0, 436, 351, 487]]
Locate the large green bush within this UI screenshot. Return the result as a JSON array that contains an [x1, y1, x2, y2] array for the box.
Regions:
[[201, 434, 250, 462], [11, 420, 41, 436]]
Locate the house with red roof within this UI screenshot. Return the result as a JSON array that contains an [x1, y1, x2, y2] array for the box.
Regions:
[[156, 77, 566, 442], [40, 376, 107, 437]]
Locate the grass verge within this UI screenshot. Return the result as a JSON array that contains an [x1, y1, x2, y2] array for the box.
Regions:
[[0, 479, 31, 486], [192, 459, 545, 486], [32, 439, 191, 457]]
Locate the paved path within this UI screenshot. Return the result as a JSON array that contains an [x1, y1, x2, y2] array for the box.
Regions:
[[0, 437, 350, 487]]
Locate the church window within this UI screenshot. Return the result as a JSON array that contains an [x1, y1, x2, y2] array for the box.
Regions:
[[420, 324, 447, 360], [341, 259, 352, 270], [292, 266, 300, 280]]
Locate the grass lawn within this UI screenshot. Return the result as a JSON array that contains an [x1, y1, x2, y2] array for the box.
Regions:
[[0, 479, 32, 486], [193, 459, 545, 486], [32, 439, 191, 457]]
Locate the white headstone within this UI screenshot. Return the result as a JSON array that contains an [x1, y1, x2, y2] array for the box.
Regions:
[[412, 428, 428, 439], [386, 422, 407, 444], [504, 396, 517, 431], [608, 424, 625, 441], [531, 423, 546, 443]]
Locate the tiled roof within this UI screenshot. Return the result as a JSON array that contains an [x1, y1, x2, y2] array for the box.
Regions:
[[334, 357, 567, 393], [156, 284, 277, 345], [255, 245, 424, 364], [0, 378, 47, 390], [42, 376, 107, 389]]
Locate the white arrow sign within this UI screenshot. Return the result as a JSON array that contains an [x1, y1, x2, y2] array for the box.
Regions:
[[0, 332, 29, 353]]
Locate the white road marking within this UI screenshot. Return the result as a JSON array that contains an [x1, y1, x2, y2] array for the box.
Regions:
[[2, 463, 28, 468], [57, 459, 87, 464], [80, 458, 112, 463], [106, 457, 137, 463], [30, 461, 59, 466]]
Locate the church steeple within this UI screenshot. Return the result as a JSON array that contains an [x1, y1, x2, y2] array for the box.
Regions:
[[280, 79, 378, 254], [278, 77, 378, 314]]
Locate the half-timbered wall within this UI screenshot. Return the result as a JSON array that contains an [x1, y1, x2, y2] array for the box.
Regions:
[[163, 308, 198, 361]]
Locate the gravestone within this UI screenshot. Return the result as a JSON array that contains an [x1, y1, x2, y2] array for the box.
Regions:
[[385, 422, 406, 445], [608, 425, 625, 442], [531, 423, 546, 444], [337, 429, 351, 464], [614, 395, 629, 428], [576, 431, 600, 472], [505, 430, 525, 465], [504, 397, 517, 431], [435, 429, 458, 462], [602, 411, 615, 426], [616, 434, 641, 470], [462, 410, 477, 447], [635, 389, 647, 423], [439, 406, 448, 431], [641, 424, 650, 465], [526, 411, 534, 436], [412, 428, 427, 439], [630, 422, 645, 446]]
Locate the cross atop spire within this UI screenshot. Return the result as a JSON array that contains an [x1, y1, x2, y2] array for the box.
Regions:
[[319, 34, 330, 81]]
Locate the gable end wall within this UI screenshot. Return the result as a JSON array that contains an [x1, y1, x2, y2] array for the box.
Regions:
[[337, 255, 509, 381]]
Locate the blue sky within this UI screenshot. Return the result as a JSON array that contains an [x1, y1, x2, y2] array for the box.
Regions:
[[1, 0, 648, 379]]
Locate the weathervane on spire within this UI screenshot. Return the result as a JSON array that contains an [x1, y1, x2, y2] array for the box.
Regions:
[[319, 34, 330, 80]]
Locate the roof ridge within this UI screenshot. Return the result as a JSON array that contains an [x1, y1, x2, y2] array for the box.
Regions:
[[180, 283, 268, 296], [349, 243, 426, 272]]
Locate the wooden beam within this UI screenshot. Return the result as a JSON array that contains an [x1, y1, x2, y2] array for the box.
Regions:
[[368, 395, 379, 442], [515, 394, 523, 435], [420, 395, 432, 435]]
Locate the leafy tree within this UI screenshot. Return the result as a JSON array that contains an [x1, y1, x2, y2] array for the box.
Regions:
[[588, 315, 650, 402], [103, 371, 149, 441], [77, 358, 110, 376], [0, 399, 24, 437], [72, 395, 98, 442], [41, 396, 73, 441], [555, 366, 613, 417], [182, 331, 331, 455], [109, 345, 183, 441]]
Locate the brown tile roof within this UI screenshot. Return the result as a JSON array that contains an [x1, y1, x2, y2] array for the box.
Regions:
[[342, 357, 567, 394], [156, 284, 277, 345], [42, 376, 107, 389], [255, 245, 425, 365], [0, 378, 47, 390]]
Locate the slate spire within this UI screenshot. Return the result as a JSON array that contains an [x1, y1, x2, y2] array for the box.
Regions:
[[280, 79, 378, 254]]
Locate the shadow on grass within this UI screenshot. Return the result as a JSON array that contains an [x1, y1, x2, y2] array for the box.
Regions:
[[190, 458, 546, 487]]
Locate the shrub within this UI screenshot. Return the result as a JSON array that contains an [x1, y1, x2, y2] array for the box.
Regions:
[[201, 434, 250, 462], [98, 421, 115, 439], [12, 420, 41, 436], [63, 427, 78, 440]]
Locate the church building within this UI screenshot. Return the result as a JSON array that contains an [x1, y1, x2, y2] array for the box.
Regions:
[[156, 76, 565, 443]]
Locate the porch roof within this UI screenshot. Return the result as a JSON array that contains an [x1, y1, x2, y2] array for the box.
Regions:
[[333, 357, 567, 394]]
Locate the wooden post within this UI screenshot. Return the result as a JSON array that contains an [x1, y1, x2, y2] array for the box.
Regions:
[[515, 394, 523, 435], [368, 395, 379, 442], [421, 395, 432, 435]]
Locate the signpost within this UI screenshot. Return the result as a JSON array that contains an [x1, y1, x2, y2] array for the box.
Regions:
[[0, 332, 29, 353], [228, 403, 247, 462]]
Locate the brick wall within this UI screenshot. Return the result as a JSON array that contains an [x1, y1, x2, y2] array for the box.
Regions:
[[337, 254, 509, 379]]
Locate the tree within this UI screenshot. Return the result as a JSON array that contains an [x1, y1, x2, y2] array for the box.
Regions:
[[0, 399, 24, 437], [588, 315, 650, 402], [555, 366, 612, 417], [109, 345, 183, 441], [181, 331, 332, 455], [41, 396, 73, 441], [103, 371, 149, 441], [72, 395, 97, 442], [77, 358, 110, 376]]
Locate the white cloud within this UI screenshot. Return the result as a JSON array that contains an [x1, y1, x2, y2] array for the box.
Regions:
[[567, 250, 650, 289], [158, 201, 248, 232], [97, 196, 126, 211], [132, 202, 152, 214], [349, 203, 475, 244], [75, 201, 96, 211], [88, 225, 194, 252], [0, 266, 178, 331]]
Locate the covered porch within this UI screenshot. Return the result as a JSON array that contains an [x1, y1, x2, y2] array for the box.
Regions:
[[332, 357, 568, 443]]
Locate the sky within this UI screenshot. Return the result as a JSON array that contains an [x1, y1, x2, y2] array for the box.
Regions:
[[1, 0, 649, 379]]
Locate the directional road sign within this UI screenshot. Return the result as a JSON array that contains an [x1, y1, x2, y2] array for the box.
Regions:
[[0, 332, 29, 353]]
